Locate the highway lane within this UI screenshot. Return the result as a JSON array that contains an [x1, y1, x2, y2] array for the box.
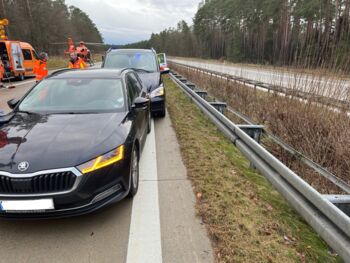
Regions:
[[170, 58, 350, 100], [0, 79, 34, 113], [0, 76, 214, 263]]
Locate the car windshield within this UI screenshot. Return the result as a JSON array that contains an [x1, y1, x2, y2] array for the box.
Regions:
[[19, 78, 126, 114], [104, 51, 158, 72]]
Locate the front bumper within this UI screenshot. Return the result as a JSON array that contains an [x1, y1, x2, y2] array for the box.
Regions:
[[0, 185, 128, 219], [0, 158, 131, 219], [150, 95, 165, 114]]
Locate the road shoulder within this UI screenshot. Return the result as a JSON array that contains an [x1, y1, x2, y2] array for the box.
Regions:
[[155, 114, 214, 263]]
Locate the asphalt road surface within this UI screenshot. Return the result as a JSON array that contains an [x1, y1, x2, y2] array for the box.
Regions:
[[170, 58, 350, 100], [0, 75, 214, 263]]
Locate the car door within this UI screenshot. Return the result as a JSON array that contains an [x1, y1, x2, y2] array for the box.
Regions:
[[10, 42, 24, 71], [129, 72, 148, 135], [21, 48, 34, 75]]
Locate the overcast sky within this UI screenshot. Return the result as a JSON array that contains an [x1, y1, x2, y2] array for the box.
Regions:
[[65, 0, 201, 45]]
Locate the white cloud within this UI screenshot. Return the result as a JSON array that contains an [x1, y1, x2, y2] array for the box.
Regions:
[[65, 0, 200, 44]]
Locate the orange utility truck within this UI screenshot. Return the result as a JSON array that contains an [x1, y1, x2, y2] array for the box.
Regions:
[[0, 18, 39, 80]]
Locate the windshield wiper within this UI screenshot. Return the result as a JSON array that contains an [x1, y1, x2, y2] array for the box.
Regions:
[[53, 111, 100, 115], [129, 68, 153, 73], [16, 110, 39, 115]]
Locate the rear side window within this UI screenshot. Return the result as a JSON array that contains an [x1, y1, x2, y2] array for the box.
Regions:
[[104, 51, 158, 72], [126, 76, 137, 105], [22, 49, 32, 60], [126, 72, 143, 105], [129, 73, 142, 94], [158, 54, 165, 64]]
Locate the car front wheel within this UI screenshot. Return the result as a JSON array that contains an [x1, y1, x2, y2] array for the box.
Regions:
[[17, 74, 25, 81], [159, 106, 166, 117], [128, 146, 139, 198]]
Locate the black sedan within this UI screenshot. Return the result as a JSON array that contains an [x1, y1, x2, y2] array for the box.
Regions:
[[0, 69, 151, 218], [102, 49, 167, 117]]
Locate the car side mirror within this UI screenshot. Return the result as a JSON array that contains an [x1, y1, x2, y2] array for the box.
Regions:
[[133, 97, 149, 110], [7, 99, 19, 109]]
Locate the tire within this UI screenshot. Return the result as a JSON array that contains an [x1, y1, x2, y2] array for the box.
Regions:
[[159, 106, 166, 118], [17, 74, 25, 81], [128, 146, 139, 198], [147, 111, 152, 134]]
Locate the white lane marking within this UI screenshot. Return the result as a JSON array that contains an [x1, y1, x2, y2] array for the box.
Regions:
[[126, 120, 162, 263]]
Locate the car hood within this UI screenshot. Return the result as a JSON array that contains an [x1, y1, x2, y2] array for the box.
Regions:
[[137, 72, 161, 92], [0, 112, 129, 174]]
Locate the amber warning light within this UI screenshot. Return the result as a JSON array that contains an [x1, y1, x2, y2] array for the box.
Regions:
[[0, 19, 9, 40]]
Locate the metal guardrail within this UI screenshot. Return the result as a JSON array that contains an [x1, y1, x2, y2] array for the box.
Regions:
[[169, 72, 350, 262], [171, 61, 350, 194], [170, 61, 350, 111]]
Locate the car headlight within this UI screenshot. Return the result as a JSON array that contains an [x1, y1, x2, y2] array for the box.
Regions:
[[77, 145, 125, 174], [150, 85, 164, 98]]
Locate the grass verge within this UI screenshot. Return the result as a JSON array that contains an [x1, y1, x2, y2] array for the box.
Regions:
[[47, 54, 103, 70], [47, 56, 69, 70], [164, 75, 340, 263]]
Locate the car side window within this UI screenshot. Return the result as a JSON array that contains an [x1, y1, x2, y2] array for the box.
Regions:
[[126, 75, 136, 106], [22, 49, 32, 60], [32, 50, 39, 60]]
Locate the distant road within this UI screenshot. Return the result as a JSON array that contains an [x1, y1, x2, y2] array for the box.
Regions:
[[169, 58, 350, 101]]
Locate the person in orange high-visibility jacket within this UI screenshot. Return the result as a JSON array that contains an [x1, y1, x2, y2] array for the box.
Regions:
[[68, 53, 87, 69], [34, 52, 49, 82], [0, 59, 4, 88]]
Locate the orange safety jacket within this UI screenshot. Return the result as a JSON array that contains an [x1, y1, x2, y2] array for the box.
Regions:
[[68, 57, 87, 69], [76, 46, 88, 57], [34, 60, 48, 81], [0, 61, 4, 81]]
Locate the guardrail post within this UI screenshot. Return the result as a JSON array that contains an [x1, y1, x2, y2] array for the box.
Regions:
[[195, 91, 208, 99], [237, 125, 264, 144], [180, 78, 188, 84], [210, 102, 227, 115], [187, 84, 196, 90], [323, 195, 350, 217], [237, 125, 264, 169]]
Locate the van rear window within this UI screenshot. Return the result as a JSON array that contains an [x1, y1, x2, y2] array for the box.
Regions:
[[22, 49, 32, 60]]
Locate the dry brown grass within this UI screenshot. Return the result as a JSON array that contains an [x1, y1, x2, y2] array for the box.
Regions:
[[170, 62, 350, 194]]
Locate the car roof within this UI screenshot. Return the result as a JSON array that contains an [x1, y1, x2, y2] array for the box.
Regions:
[[48, 68, 126, 79], [108, 48, 155, 54]]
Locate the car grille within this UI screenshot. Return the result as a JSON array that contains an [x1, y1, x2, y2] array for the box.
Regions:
[[0, 171, 76, 194]]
